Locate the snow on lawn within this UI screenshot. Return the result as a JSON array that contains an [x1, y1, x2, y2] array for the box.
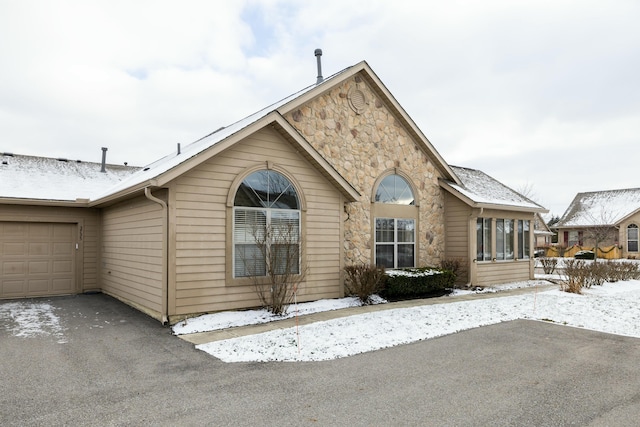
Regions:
[[188, 280, 640, 363], [0, 301, 66, 343]]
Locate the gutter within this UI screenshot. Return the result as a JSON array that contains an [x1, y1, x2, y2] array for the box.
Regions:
[[144, 187, 169, 325]]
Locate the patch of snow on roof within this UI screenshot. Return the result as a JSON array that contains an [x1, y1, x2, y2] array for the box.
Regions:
[[92, 66, 352, 201], [0, 154, 140, 202], [448, 166, 543, 210], [556, 188, 640, 227]]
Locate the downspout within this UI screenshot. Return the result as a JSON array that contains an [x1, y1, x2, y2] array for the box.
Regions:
[[145, 187, 169, 325]]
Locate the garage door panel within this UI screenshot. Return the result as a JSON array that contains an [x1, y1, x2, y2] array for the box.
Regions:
[[28, 279, 49, 293], [29, 242, 50, 256], [52, 278, 73, 291], [53, 242, 73, 255], [53, 260, 72, 274], [2, 223, 27, 236], [2, 261, 25, 275], [28, 261, 49, 274], [2, 242, 26, 256], [1, 222, 77, 299], [1, 280, 24, 295]]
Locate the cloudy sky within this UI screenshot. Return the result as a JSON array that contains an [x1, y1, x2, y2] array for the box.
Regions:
[[1, 1, 638, 216]]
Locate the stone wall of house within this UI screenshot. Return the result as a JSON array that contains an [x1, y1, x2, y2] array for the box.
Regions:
[[284, 73, 445, 267]]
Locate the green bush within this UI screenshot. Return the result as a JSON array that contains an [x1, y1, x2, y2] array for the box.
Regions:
[[381, 267, 454, 300]]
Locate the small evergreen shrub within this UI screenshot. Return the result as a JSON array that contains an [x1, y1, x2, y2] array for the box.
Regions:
[[344, 264, 386, 305], [381, 267, 455, 300]]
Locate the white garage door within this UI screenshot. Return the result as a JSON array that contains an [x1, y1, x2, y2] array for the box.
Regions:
[[0, 222, 77, 299]]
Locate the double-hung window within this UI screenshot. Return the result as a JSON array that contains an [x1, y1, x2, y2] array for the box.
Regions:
[[233, 170, 300, 278], [373, 174, 416, 268], [375, 218, 415, 268], [628, 224, 639, 253]]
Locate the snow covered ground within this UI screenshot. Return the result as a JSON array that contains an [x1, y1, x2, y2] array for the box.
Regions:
[[0, 301, 67, 343], [4, 277, 639, 364], [172, 279, 640, 363]]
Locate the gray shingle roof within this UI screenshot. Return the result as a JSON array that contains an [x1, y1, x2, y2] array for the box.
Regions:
[[555, 188, 640, 227], [446, 165, 545, 211]]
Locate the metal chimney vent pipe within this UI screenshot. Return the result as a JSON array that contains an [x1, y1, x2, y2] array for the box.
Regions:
[[100, 147, 107, 173], [315, 49, 323, 84]]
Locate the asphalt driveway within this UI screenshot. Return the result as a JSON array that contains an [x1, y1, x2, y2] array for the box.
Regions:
[[1, 293, 639, 426]]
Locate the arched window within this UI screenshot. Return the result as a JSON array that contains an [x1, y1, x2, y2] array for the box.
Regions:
[[373, 174, 416, 268], [375, 174, 415, 205], [233, 170, 300, 277], [627, 224, 638, 253]]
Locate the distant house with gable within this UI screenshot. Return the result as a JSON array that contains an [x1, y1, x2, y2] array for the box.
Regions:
[[552, 188, 640, 259], [0, 59, 547, 322]]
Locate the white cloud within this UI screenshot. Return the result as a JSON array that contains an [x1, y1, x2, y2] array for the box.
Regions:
[[0, 0, 638, 214]]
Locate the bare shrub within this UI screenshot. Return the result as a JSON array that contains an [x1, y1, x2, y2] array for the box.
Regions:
[[538, 257, 558, 274], [344, 264, 386, 305], [585, 262, 606, 288], [440, 258, 465, 284], [619, 261, 640, 281], [239, 221, 306, 316], [561, 259, 585, 294], [561, 260, 640, 294], [605, 261, 640, 282]]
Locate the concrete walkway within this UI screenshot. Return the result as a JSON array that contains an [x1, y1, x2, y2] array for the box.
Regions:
[[178, 283, 559, 345]]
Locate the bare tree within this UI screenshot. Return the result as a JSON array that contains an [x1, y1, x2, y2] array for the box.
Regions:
[[238, 216, 306, 316], [582, 208, 618, 263]]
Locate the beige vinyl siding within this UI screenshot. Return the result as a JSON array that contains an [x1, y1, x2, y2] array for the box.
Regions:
[[0, 204, 100, 293], [443, 192, 470, 284], [101, 194, 164, 319], [473, 208, 535, 286], [619, 211, 640, 258], [475, 260, 531, 287], [171, 126, 343, 316]]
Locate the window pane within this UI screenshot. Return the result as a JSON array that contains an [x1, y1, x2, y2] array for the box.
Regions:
[[234, 170, 299, 209], [234, 209, 266, 243], [376, 218, 395, 243], [375, 244, 394, 268], [521, 220, 530, 259], [271, 244, 300, 275], [482, 218, 492, 260], [397, 219, 415, 243], [505, 219, 514, 260], [235, 244, 266, 277], [271, 211, 300, 243], [397, 244, 414, 267], [496, 219, 505, 260], [375, 175, 415, 205]]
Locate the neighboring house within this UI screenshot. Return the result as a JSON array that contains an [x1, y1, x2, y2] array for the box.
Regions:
[[553, 188, 640, 259], [0, 60, 547, 323], [534, 213, 554, 249]]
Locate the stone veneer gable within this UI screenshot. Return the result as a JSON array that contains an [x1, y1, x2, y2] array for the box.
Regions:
[[284, 74, 445, 267]]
